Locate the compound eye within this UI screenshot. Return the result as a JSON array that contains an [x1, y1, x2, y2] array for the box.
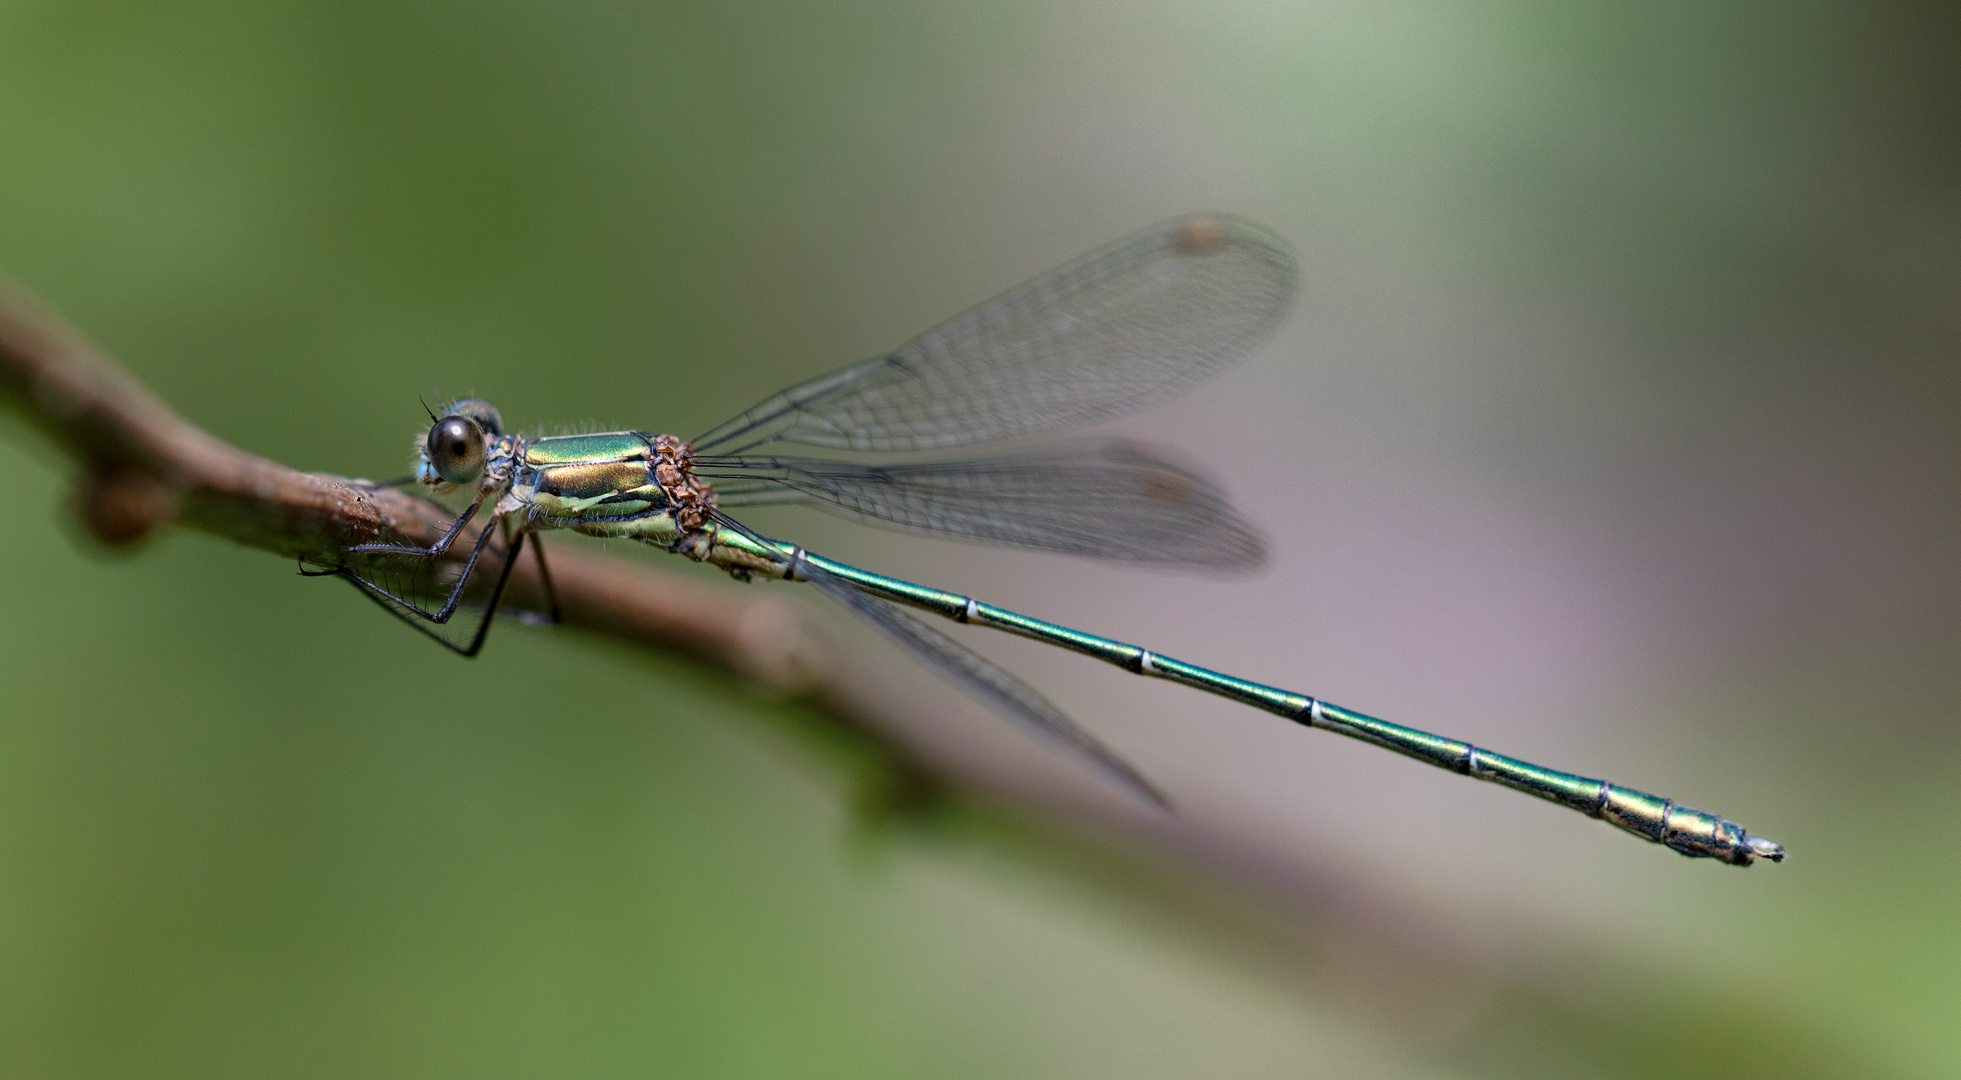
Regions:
[[448, 398, 504, 436], [426, 415, 486, 485]]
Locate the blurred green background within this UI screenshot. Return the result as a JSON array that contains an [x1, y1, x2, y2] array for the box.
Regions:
[[3, 2, 1957, 1077]]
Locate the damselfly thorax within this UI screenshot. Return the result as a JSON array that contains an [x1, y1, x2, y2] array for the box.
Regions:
[[501, 431, 715, 543]]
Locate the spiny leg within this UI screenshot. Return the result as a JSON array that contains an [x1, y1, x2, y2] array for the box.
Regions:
[[348, 579, 481, 655], [528, 530, 563, 624], [342, 490, 487, 559], [345, 525, 528, 657], [306, 507, 504, 624], [454, 526, 527, 657]]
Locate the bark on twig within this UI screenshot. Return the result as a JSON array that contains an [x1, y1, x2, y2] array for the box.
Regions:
[[1, 276, 1005, 855], [0, 271, 1428, 944], [0, 267, 1384, 924], [0, 273, 1840, 1077], [0, 275, 836, 699]]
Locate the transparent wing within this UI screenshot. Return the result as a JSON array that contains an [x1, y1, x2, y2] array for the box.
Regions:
[[799, 560, 1171, 809], [699, 439, 1265, 571], [703, 510, 1169, 808], [692, 215, 1296, 454]]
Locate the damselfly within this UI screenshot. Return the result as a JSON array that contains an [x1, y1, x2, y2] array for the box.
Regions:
[[311, 216, 1783, 865]]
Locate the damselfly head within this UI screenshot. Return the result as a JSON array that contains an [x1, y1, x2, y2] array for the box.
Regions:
[[415, 398, 503, 487]]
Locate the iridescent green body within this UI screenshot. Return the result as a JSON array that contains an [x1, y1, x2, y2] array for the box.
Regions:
[[505, 432, 684, 543]]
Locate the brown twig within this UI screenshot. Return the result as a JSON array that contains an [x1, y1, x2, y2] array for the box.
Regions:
[[0, 271, 939, 787], [0, 265, 1407, 923], [3, 273, 1825, 1077], [0, 269, 1203, 809]]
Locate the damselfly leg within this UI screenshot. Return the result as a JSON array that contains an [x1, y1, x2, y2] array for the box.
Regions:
[[304, 506, 546, 656], [301, 495, 497, 622], [527, 530, 563, 626], [343, 525, 528, 657]]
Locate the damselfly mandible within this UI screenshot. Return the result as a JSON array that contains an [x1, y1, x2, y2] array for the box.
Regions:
[[310, 216, 1783, 866]]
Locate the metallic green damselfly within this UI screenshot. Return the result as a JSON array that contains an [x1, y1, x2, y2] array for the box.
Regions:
[[313, 216, 1783, 866]]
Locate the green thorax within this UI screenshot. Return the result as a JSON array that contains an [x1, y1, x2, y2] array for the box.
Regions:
[[515, 431, 666, 522], [522, 431, 653, 466]]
